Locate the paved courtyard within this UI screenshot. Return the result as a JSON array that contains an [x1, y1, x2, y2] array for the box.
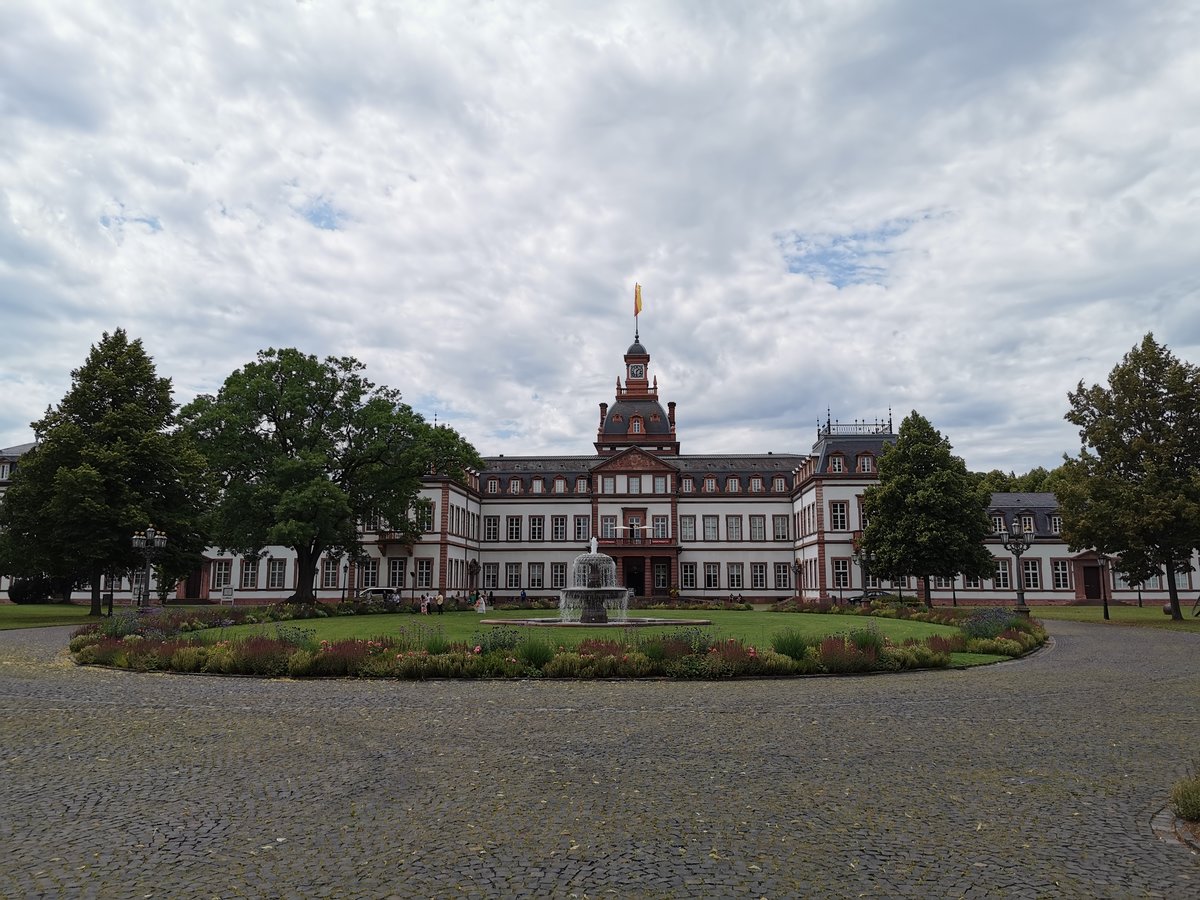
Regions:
[[0, 620, 1197, 899]]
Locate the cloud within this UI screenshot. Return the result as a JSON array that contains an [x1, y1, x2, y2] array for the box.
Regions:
[[1, 0, 1198, 475]]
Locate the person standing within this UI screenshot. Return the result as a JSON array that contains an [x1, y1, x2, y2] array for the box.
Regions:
[[435, 592, 444, 615]]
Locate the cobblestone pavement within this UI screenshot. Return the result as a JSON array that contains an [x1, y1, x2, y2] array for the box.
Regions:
[[0, 621, 1197, 899]]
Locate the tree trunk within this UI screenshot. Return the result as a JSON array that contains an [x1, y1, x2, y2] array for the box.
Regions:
[[89, 565, 102, 616], [293, 544, 320, 603], [1164, 560, 1183, 621], [921, 574, 932, 608]]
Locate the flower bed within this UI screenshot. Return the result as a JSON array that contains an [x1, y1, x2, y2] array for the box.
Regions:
[[65, 605, 1044, 678]]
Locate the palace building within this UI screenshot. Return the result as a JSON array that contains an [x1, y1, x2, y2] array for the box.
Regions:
[[1, 334, 1197, 607]]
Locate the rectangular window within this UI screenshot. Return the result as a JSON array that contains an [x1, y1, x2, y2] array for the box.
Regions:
[[994, 560, 1010, 590], [529, 562, 544, 589], [212, 560, 232, 590], [1052, 560, 1071, 590], [484, 516, 499, 542], [268, 559, 287, 590], [487, 479, 499, 494], [1175, 568, 1190, 589], [726, 515, 742, 541], [627, 516, 642, 542], [866, 573, 881, 589], [773, 515, 789, 541], [531, 479, 543, 494], [602, 476, 616, 494], [830, 456, 844, 473], [654, 562, 668, 589], [1050, 515, 1062, 534], [506, 562, 521, 590], [652, 515, 668, 539], [750, 476, 763, 493], [934, 576, 952, 589], [858, 456, 874, 473], [0, 463, 9, 480], [964, 574, 981, 589], [654, 475, 667, 494], [416, 559, 432, 589], [773, 476, 786, 492], [992, 515, 1006, 534], [322, 558, 339, 589], [728, 563, 744, 590], [241, 558, 259, 589], [681, 562, 697, 590], [389, 558, 407, 588], [601, 516, 617, 538], [1023, 559, 1040, 590], [628, 476, 641, 494], [774, 563, 791, 590], [529, 516, 544, 541], [419, 503, 435, 532], [574, 515, 590, 541], [551, 562, 567, 589], [750, 515, 766, 541], [1021, 514, 1035, 535], [751, 563, 767, 590], [506, 516, 522, 541], [704, 476, 717, 492], [681, 477, 694, 493], [509, 478, 521, 494], [726, 477, 740, 492], [680, 515, 696, 541], [360, 558, 379, 588], [704, 562, 720, 589], [483, 563, 499, 590], [552, 516, 567, 541], [830, 502, 848, 531], [833, 559, 850, 589], [703, 515, 719, 541], [554, 478, 566, 494], [575, 477, 588, 492]]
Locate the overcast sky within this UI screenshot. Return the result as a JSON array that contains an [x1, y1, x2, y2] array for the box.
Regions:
[[3, 0, 1198, 472]]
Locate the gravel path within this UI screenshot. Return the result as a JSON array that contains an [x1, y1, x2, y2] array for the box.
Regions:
[[0, 620, 1197, 898]]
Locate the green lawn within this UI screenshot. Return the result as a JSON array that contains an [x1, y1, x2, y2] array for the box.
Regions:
[[0, 603, 96, 631], [1033, 603, 1200, 634], [201, 607, 962, 649]]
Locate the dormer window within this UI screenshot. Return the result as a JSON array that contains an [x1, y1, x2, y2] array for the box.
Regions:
[[726, 476, 740, 492], [992, 515, 1006, 534], [531, 478, 544, 494], [858, 455, 874, 473], [829, 455, 845, 474], [575, 477, 588, 492], [773, 476, 786, 492], [704, 476, 717, 492], [554, 477, 567, 493], [509, 477, 522, 494], [487, 478, 499, 494], [1021, 514, 1035, 534], [750, 476, 763, 493], [681, 477, 694, 493], [630, 417, 643, 434]]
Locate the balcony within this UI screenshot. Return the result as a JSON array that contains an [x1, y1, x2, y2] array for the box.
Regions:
[[598, 535, 676, 548]]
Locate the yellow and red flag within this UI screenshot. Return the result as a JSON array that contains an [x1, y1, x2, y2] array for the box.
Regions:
[[634, 283, 643, 317]]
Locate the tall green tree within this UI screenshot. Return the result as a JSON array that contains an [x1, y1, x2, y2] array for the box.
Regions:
[[0, 330, 208, 614], [1057, 333, 1200, 620], [180, 348, 481, 602], [861, 412, 996, 606]]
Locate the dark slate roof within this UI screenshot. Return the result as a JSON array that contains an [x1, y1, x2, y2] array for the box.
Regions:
[[601, 399, 672, 435], [0, 442, 35, 458], [989, 492, 1058, 509], [673, 454, 806, 474], [813, 434, 892, 473], [481, 456, 600, 476], [626, 340, 647, 356]]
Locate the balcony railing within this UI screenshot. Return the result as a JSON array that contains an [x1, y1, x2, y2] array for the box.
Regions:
[[597, 535, 675, 547]]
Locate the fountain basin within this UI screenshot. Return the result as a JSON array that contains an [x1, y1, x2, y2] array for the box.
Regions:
[[480, 616, 713, 628]]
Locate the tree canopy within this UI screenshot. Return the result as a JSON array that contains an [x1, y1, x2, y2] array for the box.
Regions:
[[0, 330, 208, 614], [1056, 333, 1200, 620], [975, 465, 1062, 494], [180, 348, 481, 601], [861, 411, 996, 605]]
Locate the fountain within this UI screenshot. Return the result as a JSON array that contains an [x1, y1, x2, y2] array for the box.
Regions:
[[481, 538, 711, 628]]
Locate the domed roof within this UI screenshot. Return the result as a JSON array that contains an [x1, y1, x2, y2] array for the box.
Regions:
[[602, 399, 672, 435], [626, 339, 647, 356]]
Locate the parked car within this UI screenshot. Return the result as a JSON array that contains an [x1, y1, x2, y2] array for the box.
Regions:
[[846, 589, 892, 606], [355, 587, 401, 603]]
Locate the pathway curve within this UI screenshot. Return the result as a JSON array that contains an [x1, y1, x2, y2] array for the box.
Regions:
[[0, 620, 1197, 898]]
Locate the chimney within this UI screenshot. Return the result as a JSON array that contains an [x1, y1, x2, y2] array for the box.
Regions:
[[667, 401, 676, 427], [599, 402, 608, 428]]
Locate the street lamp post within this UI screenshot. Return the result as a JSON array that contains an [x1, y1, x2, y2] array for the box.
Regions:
[[793, 560, 802, 600], [1000, 520, 1035, 615], [341, 563, 349, 602], [131, 525, 168, 609]]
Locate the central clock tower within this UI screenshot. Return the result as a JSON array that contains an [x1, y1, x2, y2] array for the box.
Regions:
[[595, 335, 679, 456]]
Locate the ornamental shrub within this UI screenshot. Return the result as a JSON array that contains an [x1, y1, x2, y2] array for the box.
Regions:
[[169, 645, 208, 672], [1171, 772, 1200, 821], [543, 652, 585, 678], [965, 636, 1024, 657], [470, 627, 522, 655], [848, 624, 885, 655], [772, 628, 820, 661], [818, 636, 877, 673], [287, 649, 315, 677], [517, 637, 555, 670], [963, 607, 1023, 639]]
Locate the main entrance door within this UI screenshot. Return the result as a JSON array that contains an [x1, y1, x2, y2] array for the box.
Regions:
[[624, 558, 645, 597], [1082, 565, 1101, 600]]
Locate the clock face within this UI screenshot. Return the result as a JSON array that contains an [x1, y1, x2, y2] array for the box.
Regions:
[[629, 364, 645, 379]]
